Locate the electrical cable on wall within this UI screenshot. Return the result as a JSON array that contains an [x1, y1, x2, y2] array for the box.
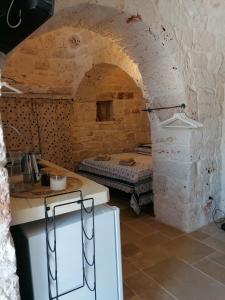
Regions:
[[0, 0, 54, 54], [6, 0, 22, 29], [210, 197, 225, 230]]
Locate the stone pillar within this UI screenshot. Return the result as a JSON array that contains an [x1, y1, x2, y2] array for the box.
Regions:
[[151, 113, 206, 233], [0, 51, 20, 299]]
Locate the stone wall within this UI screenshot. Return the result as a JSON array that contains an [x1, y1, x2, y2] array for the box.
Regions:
[[2, 4, 225, 299], [4, 1, 224, 233], [0, 97, 74, 170], [2, 0, 225, 298], [73, 63, 150, 164], [0, 87, 149, 169], [0, 117, 20, 300]]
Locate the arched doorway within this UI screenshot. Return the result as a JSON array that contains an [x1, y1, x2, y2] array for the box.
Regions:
[[3, 3, 198, 233]]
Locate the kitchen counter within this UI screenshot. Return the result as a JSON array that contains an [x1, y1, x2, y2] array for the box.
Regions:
[[10, 160, 109, 226]]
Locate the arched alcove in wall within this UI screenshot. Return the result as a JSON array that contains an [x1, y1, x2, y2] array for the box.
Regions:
[[73, 62, 151, 164], [0, 62, 151, 169]]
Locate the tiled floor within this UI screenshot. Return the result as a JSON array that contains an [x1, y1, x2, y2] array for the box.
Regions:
[[109, 191, 225, 300]]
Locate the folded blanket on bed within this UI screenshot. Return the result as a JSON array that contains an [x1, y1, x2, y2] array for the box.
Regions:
[[135, 143, 152, 155], [119, 158, 136, 166], [94, 155, 111, 161]]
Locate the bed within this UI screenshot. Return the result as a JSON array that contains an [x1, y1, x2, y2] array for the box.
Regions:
[[77, 152, 153, 214]]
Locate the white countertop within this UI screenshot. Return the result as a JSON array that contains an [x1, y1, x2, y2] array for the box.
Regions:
[[10, 160, 109, 226]]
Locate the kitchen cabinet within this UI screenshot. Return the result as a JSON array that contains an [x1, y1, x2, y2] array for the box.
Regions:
[[10, 161, 123, 300]]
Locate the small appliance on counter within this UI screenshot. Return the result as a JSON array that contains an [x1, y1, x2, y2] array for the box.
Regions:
[[21, 152, 40, 183], [40, 167, 51, 186], [40, 167, 67, 191], [7, 151, 41, 193], [10, 159, 83, 199]]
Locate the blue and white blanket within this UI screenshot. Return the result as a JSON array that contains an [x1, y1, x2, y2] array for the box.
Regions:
[[77, 153, 153, 214]]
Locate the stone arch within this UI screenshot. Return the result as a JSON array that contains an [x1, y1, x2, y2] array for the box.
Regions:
[[32, 3, 186, 106], [2, 2, 201, 234], [1, 8, 207, 290], [5, 25, 145, 98], [30, 4, 208, 234], [72, 62, 151, 163]]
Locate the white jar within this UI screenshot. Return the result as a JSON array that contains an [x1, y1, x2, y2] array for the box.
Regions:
[[50, 175, 67, 191]]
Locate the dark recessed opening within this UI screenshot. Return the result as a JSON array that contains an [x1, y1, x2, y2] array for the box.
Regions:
[[96, 100, 113, 122]]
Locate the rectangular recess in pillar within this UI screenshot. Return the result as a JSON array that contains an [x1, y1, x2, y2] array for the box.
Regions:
[[96, 100, 113, 122]]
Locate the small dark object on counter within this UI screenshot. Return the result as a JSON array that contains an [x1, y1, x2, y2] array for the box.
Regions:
[[40, 167, 54, 187], [41, 173, 50, 186]]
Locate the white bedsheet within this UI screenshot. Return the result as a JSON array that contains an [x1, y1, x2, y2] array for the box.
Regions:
[[78, 153, 153, 184]]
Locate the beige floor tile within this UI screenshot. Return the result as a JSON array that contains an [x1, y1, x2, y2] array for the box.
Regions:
[[147, 220, 184, 239], [194, 258, 225, 286], [121, 223, 144, 245], [144, 257, 225, 300], [201, 222, 219, 236], [129, 296, 142, 300], [122, 259, 140, 279], [208, 251, 225, 268], [126, 219, 158, 236], [122, 243, 142, 258], [188, 230, 210, 241], [131, 245, 170, 270], [163, 235, 215, 264], [125, 271, 175, 300], [113, 193, 225, 299], [202, 236, 225, 253], [135, 232, 170, 250], [213, 230, 225, 242]]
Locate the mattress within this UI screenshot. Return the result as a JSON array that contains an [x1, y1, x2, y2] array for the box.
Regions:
[[77, 153, 153, 184], [77, 170, 152, 195]]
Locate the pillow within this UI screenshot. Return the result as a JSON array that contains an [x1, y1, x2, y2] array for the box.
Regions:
[[135, 144, 152, 155]]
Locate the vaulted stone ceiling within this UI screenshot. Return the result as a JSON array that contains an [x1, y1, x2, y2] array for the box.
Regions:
[[3, 25, 141, 96], [2, 2, 184, 103]]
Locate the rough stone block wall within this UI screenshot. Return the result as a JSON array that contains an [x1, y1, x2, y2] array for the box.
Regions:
[[0, 117, 20, 300], [3, 0, 225, 233], [2, 1, 225, 297], [73, 63, 150, 164], [3, 0, 225, 231]]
